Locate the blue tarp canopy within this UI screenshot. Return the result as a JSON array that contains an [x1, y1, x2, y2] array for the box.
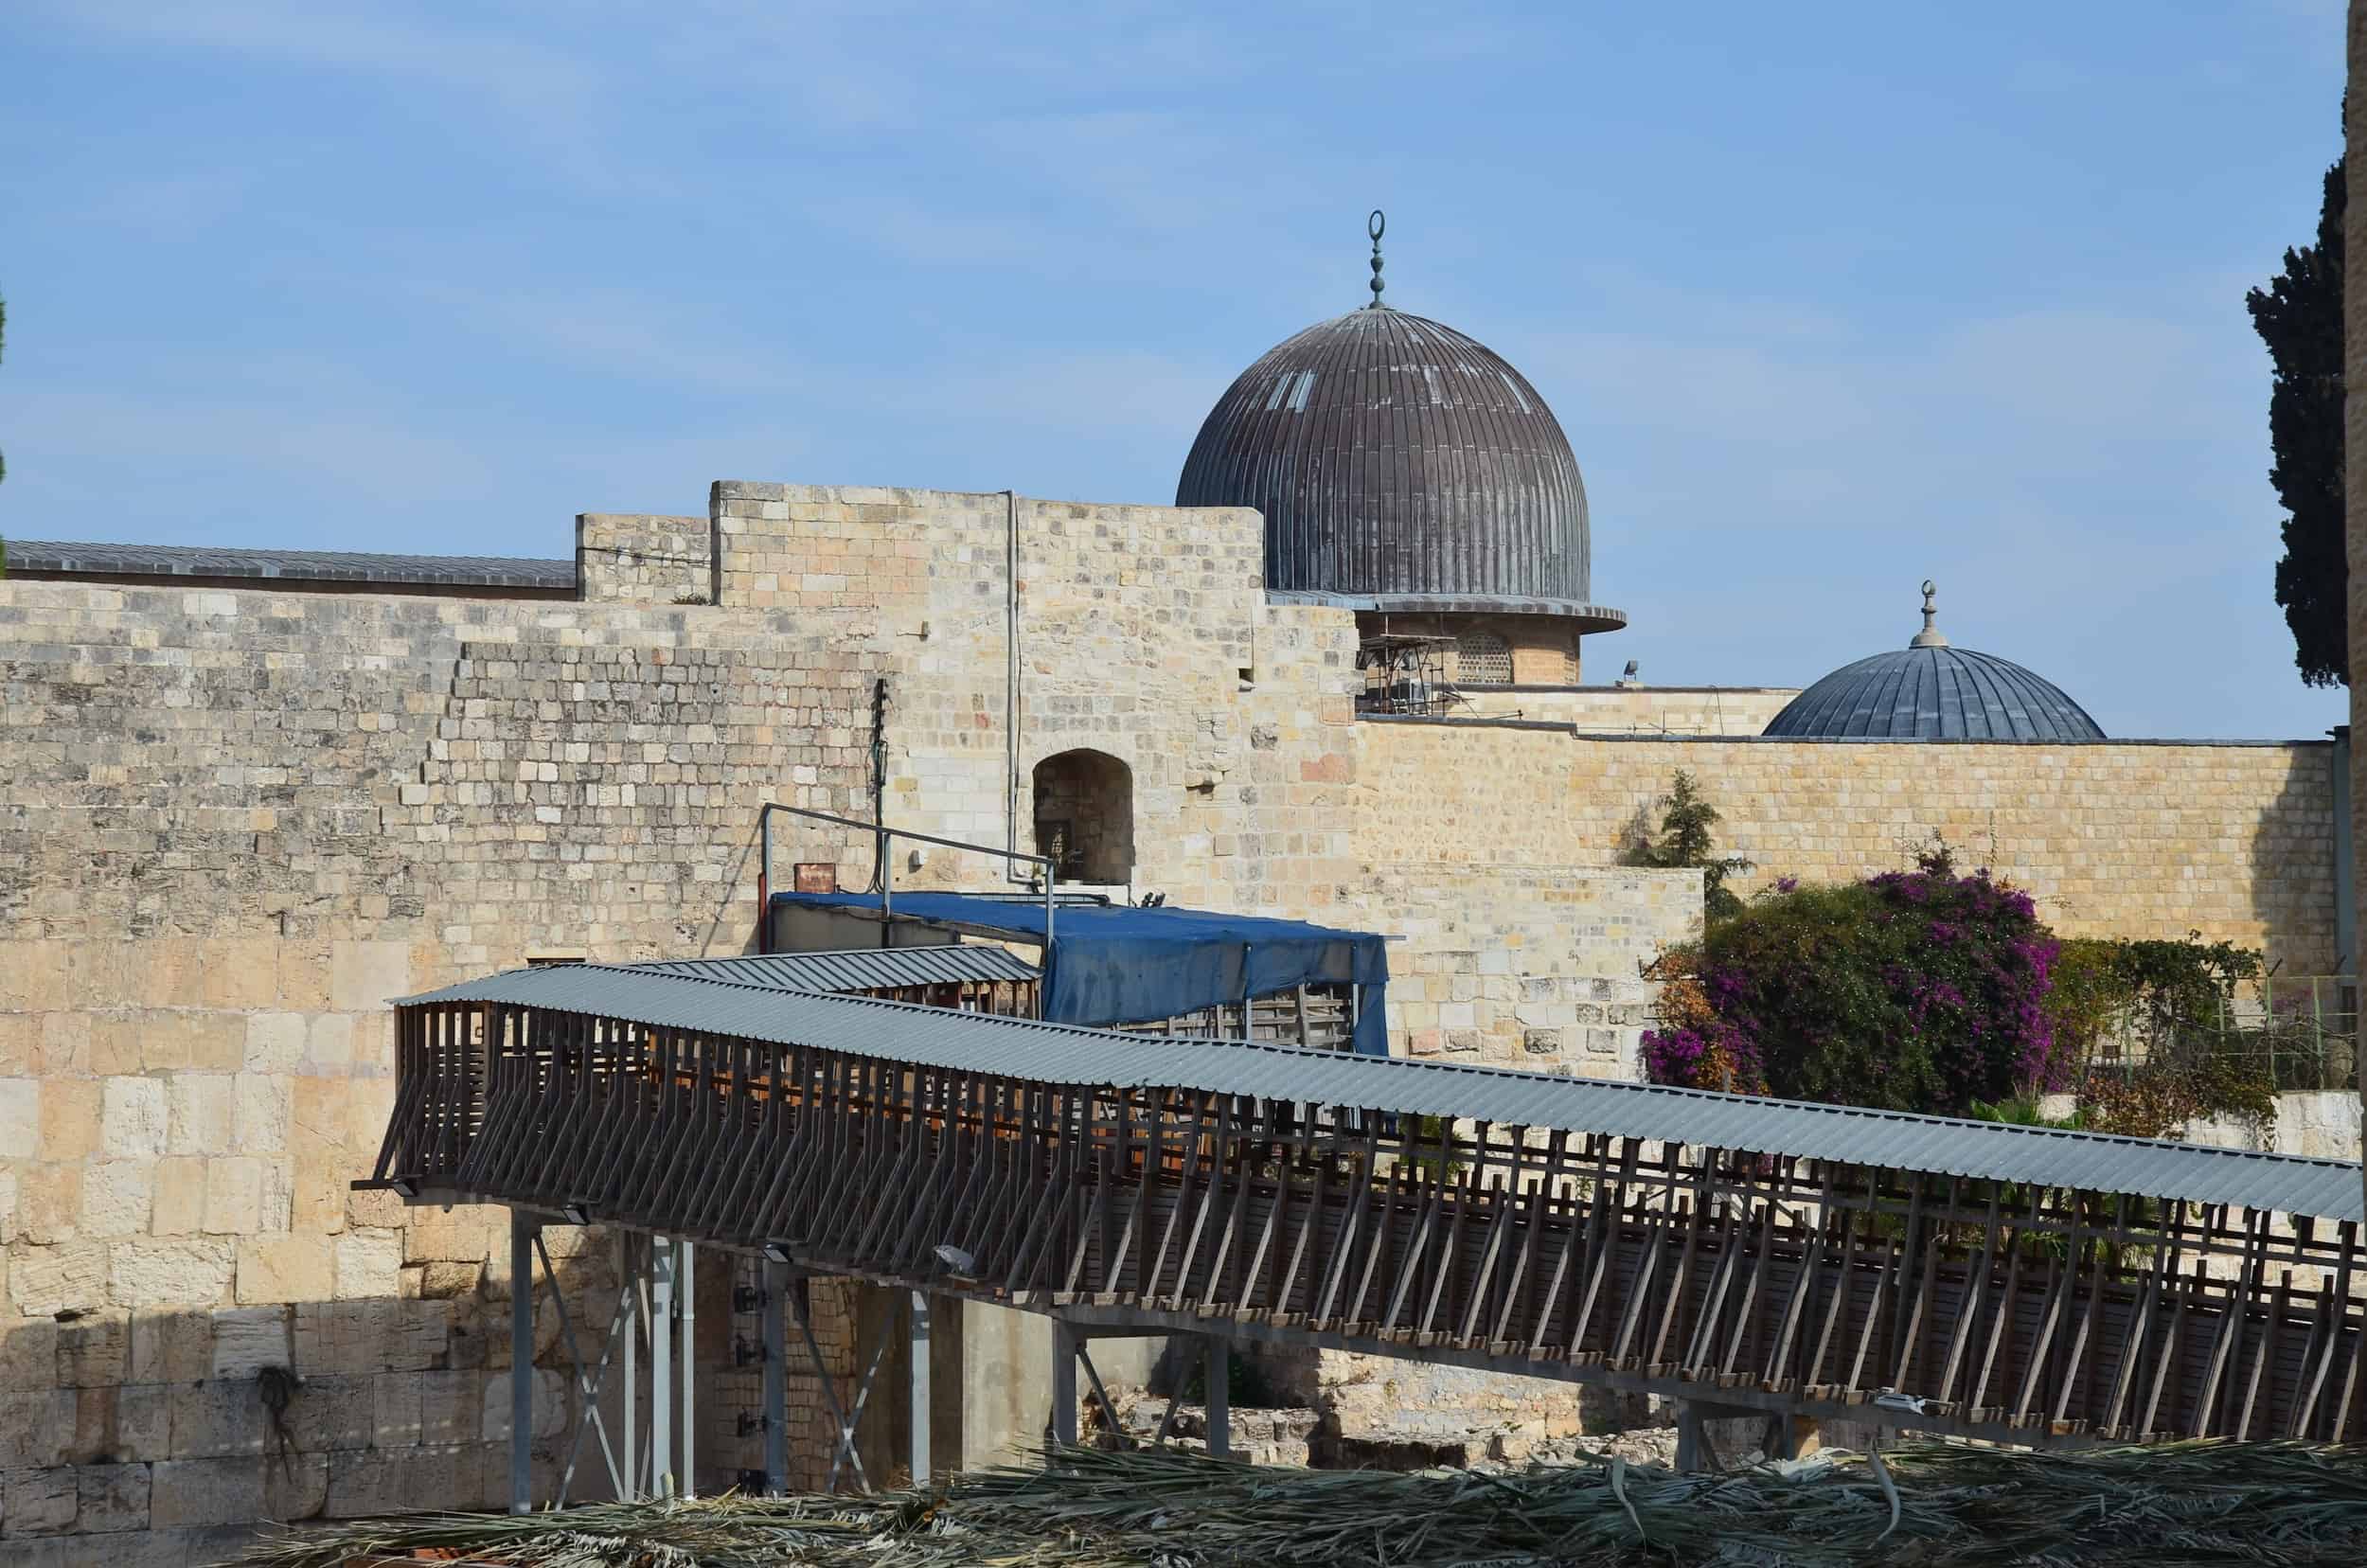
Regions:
[[769, 893, 1390, 1057]]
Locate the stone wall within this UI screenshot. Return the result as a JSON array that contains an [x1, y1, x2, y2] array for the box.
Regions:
[[1450, 685, 1800, 734], [0, 483, 1382, 1552], [0, 578, 888, 1556], [576, 514, 716, 606], [1359, 864, 1700, 1074], [1359, 717, 2342, 972]]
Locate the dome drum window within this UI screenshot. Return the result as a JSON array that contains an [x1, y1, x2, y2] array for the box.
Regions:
[[1453, 631, 1513, 686]]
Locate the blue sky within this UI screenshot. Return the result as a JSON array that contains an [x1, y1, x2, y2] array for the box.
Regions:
[[0, 2, 2348, 738]]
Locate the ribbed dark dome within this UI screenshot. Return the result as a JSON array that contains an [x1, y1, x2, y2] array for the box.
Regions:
[[1177, 305, 1613, 621], [1765, 634, 2105, 742]]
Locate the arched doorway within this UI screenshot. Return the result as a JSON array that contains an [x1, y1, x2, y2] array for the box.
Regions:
[[1031, 749, 1135, 883]]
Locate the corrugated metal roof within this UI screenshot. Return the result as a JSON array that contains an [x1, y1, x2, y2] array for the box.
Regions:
[[398, 963, 2364, 1221], [1764, 645, 2105, 741], [630, 947, 1038, 992], [6, 540, 578, 591]]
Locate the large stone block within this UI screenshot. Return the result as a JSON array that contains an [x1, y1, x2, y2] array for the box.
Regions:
[[0, 1389, 78, 1467], [128, 1310, 214, 1384], [3, 1467, 78, 1537], [231, 1075, 292, 1155], [330, 942, 413, 1012], [372, 1369, 423, 1447], [0, 1314, 60, 1389], [56, 1310, 131, 1386], [0, 1076, 41, 1157], [332, 1231, 402, 1299], [169, 1379, 264, 1459], [237, 1237, 331, 1305], [147, 1455, 260, 1530], [209, 1306, 293, 1378], [418, 1368, 480, 1444], [480, 1367, 566, 1443], [21, 1163, 83, 1244], [202, 1157, 267, 1235], [107, 1238, 236, 1309], [11, 1241, 107, 1316], [288, 1372, 375, 1452], [241, 1013, 308, 1075], [99, 1078, 167, 1160], [116, 1381, 173, 1462], [41, 1079, 103, 1162], [81, 1161, 154, 1237], [163, 1075, 234, 1160], [75, 1462, 152, 1535], [148, 1156, 207, 1236]]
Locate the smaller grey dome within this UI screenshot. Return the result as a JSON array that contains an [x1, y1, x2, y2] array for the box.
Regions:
[[1763, 583, 2104, 740]]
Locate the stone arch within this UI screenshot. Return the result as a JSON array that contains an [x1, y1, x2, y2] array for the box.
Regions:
[[1032, 748, 1135, 883]]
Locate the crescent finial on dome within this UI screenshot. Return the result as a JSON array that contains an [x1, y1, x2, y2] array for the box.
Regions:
[[1911, 579, 1949, 648]]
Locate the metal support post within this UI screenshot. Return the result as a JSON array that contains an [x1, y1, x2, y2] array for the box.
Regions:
[[1675, 1401, 1707, 1473], [910, 1291, 932, 1487], [763, 1261, 790, 1494], [1203, 1336, 1230, 1458], [680, 1239, 697, 1498], [650, 1237, 675, 1496], [1049, 1321, 1078, 1446], [621, 1231, 637, 1498], [509, 1210, 538, 1512]]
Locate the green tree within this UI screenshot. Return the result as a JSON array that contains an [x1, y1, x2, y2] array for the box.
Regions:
[[2245, 147, 2345, 686], [1632, 770, 1753, 919]]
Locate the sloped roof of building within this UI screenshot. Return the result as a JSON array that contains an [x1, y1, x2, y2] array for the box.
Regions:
[[400, 961, 2362, 1221], [630, 946, 1038, 992], [6, 540, 577, 591]]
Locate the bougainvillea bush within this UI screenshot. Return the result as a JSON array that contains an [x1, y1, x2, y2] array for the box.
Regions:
[[1642, 856, 2063, 1115]]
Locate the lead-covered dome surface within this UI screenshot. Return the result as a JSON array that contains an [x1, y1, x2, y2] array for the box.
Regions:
[[1176, 304, 1611, 622], [1763, 585, 2105, 740]]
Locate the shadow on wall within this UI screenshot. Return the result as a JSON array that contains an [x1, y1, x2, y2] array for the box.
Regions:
[[0, 1220, 655, 1564], [2246, 743, 2344, 983]]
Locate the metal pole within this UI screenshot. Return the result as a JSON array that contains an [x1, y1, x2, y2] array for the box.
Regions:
[[1675, 1401, 1707, 1472], [621, 1231, 636, 1499], [1049, 1321, 1078, 1446], [763, 1261, 790, 1494], [910, 1291, 931, 1487], [650, 1237, 674, 1496], [509, 1210, 537, 1512], [757, 807, 773, 955], [881, 829, 895, 950], [1203, 1336, 1229, 1458], [680, 1238, 697, 1498]]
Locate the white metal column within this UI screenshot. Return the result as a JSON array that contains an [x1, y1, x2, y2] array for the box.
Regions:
[[650, 1237, 675, 1495], [508, 1211, 537, 1512]]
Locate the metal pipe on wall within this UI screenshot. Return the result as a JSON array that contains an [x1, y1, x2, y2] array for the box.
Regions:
[[1005, 490, 1023, 884]]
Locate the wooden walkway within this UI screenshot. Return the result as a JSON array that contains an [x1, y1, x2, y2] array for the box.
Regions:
[[370, 982, 2367, 1455]]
